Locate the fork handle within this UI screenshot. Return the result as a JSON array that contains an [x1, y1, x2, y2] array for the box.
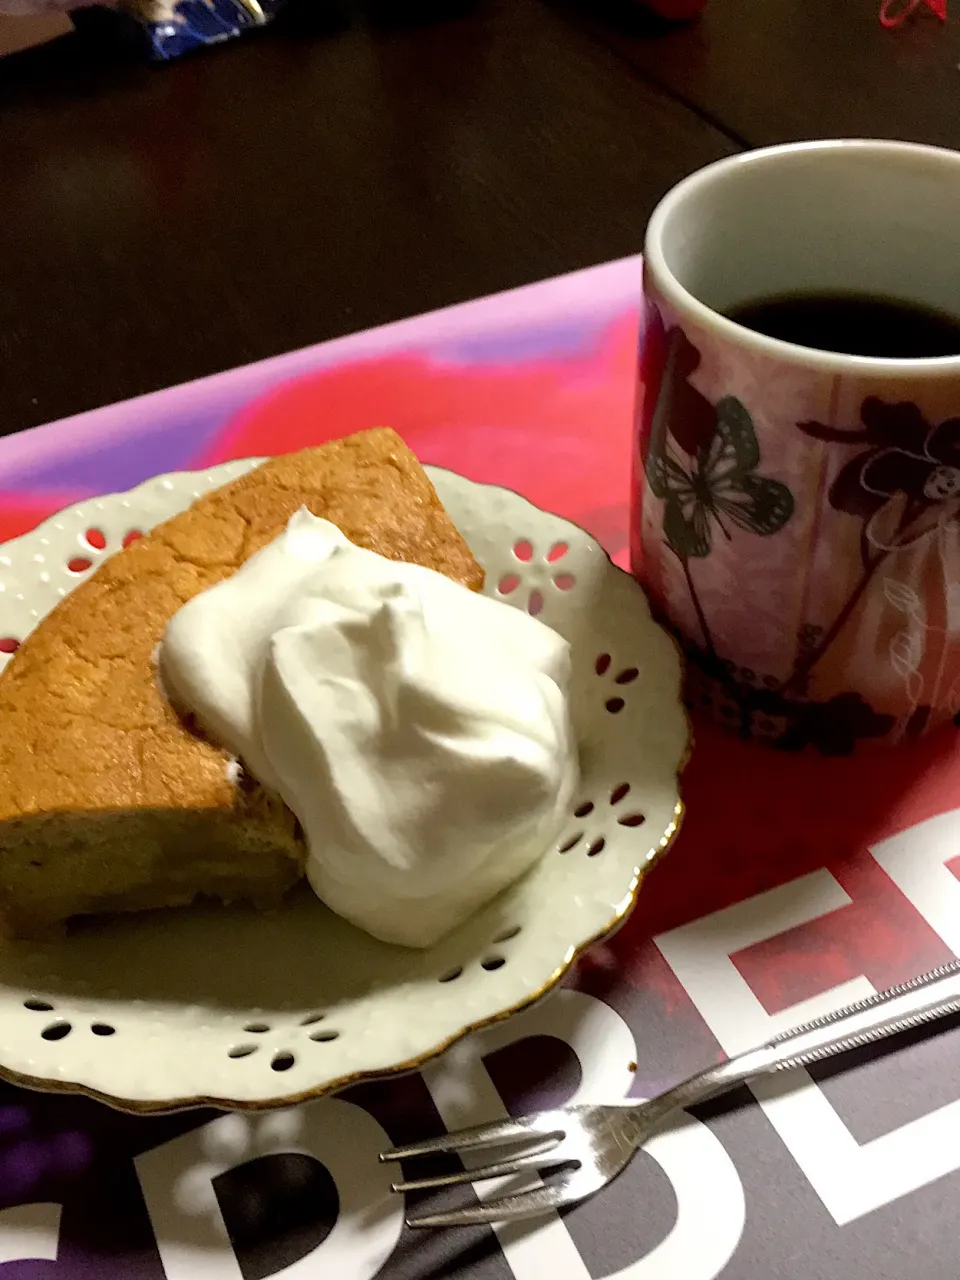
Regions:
[[649, 958, 960, 1118]]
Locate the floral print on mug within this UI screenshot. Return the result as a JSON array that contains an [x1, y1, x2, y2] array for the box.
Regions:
[[634, 305, 960, 753]]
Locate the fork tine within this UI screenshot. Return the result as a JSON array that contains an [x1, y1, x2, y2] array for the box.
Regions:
[[406, 1171, 580, 1229], [390, 1134, 565, 1193], [380, 1115, 560, 1163]]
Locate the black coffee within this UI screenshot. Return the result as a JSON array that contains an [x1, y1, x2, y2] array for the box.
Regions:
[[725, 292, 960, 359]]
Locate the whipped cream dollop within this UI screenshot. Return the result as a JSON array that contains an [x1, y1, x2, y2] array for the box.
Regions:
[[160, 509, 579, 948]]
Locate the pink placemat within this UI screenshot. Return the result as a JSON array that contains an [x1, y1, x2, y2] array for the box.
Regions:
[[2, 257, 960, 1279]]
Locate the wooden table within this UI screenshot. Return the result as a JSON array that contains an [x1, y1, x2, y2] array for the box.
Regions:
[[0, 0, 957, 434]]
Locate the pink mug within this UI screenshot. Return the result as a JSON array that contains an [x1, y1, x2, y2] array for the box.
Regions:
[[633, 140, 960, 753]]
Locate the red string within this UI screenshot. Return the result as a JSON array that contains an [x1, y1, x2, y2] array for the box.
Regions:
[[880, 0, 946, 26]]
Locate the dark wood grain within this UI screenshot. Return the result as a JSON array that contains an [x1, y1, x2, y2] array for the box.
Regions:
[[553, 0, 960, 149], [0, 0, 735, 436], [3, 0, 957, 440]]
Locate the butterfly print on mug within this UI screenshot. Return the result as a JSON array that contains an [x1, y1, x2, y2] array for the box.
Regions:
[[641, 314, 895, 754]]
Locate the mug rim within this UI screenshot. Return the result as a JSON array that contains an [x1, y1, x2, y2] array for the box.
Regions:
[[644, 138, 960, 378]]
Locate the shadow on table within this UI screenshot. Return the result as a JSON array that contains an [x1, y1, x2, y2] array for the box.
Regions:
[[546, 0, 686, 39], [0, 880, 498, 1015]]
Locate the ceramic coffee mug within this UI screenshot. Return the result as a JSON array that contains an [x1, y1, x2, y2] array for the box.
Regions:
[[633, 140, 960, 753]]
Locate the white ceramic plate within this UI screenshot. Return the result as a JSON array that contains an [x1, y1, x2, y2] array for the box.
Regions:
[[0, 461, 688, 1113]]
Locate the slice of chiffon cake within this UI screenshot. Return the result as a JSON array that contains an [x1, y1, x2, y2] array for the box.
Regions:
[[0, 428, 484, 939]]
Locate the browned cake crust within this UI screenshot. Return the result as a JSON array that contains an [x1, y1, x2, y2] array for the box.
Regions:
[[0, 429, 483, 937]]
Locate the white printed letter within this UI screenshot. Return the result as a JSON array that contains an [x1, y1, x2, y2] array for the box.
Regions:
[[657, 864, 960, 1224], [136, 1098, 402, 1280], [423, 987, 745, 1280], [0, 1202, 61, 1264]]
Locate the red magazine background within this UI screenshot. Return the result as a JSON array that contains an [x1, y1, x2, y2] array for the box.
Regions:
[[0, 256, 959, 1278]]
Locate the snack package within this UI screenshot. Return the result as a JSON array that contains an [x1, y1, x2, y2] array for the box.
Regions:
[[122, 0, 286, 59]]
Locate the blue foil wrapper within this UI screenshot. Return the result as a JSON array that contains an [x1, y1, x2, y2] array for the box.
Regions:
[[125, 0, 286, 60]]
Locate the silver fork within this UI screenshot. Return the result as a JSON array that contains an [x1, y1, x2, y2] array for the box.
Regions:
[[380, 958, 960, 1228]]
